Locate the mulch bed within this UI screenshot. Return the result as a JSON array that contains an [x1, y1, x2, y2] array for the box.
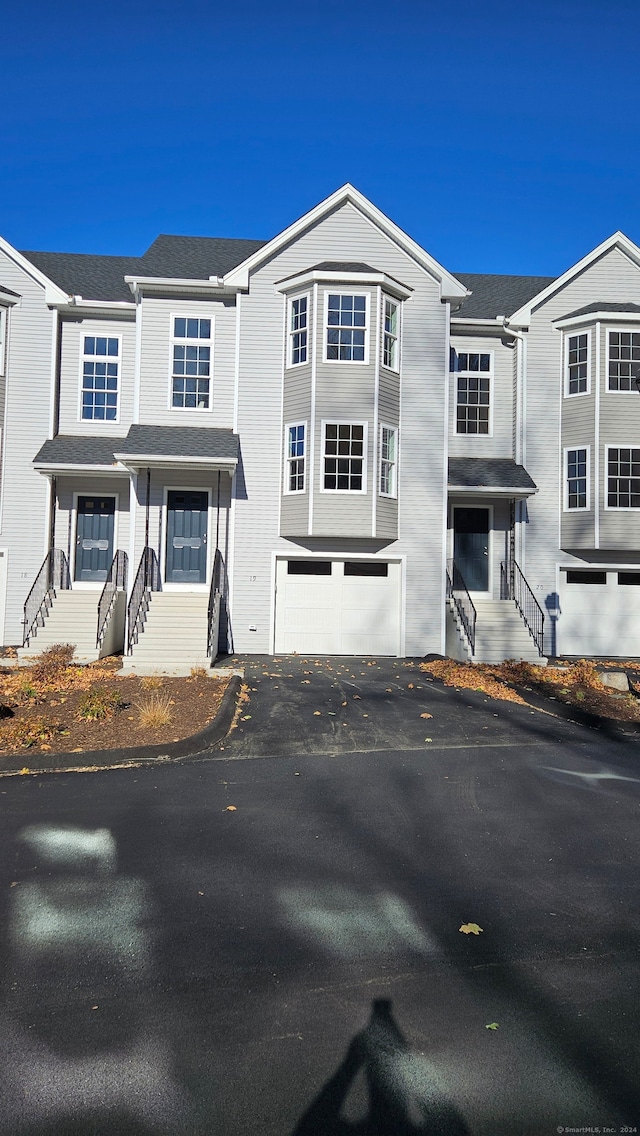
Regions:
[[0, 656, 229, 757]]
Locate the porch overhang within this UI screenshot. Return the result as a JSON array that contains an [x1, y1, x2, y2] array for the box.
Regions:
[[32, 435, 129, 477], [448, 457, 537, 500], [112, 425, 239, 474]]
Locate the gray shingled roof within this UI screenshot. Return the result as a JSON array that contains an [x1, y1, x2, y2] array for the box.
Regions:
[[308, 261, 378, 273], [140, 234, 266, 280], [33, 435, 124, 466], [21, 252, 142, 303], [557, 301, 640, 320], [454, 273, 556, 320], [115, 425, 239, 461], [448, 457, 537, 490]]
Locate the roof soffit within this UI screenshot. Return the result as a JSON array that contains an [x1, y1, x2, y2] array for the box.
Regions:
[[222, 184, 469, 301]]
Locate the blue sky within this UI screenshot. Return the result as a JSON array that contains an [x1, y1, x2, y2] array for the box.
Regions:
[[2, 0, 639, 275]]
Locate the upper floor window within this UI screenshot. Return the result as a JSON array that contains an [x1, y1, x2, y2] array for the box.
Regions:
[[285, 423, 306, 493], [81, 335, 119, 421], [607, 447, 640, 508], [608, 330, 640, 391], [289, 296, 308, 366], [565, 447, 588, 510], [382, 298, 399, 371], [379, 425, 397, 497], [326, 293, 368, 362], [566, 332, 589, 396], [171, 316, 211, 410], [323, 422, 366, 491], [451, 350, 491, 434]]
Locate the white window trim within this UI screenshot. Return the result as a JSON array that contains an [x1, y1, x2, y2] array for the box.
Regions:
[[320, 419, 368, 494], [168, 312, 214, 413], [0, 307, 6, 378], [379, 423, 398, 498], [564, 329, 591, 398], [381, 295, 400, 373], [323, 290, 370, 365], [77, 332, 122, 425], [451, 349, 494, 437], [287, 293, 310, 369], [283, 420, 307, 495], [604, 443, 640, 510], [605, 326, 640, 394], [563, 445, 590, 511]]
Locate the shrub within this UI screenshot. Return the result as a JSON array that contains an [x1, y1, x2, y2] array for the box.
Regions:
[[2, 716, 63, 749], [141, 674, 164, 690], [30, 643, 76, 682], [135, 691, 173, 730], [16, 678, 41, 703], [76, 686, 124, 721]]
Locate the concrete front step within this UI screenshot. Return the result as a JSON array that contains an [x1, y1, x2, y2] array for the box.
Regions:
[[18, 591, 102, 664], [472, 600, 545, 664], [124, 592, 211, 672]]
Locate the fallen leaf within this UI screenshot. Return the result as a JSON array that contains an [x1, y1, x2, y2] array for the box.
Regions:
[[353, 695, 361, 700], [198, 891, 204, 896], [385, 688, 393, 692], [424, 737, 432, 742], [459, 923, 483, 935], [485, 1022, 499, 1030], [420, 712, 433, 719], [225, 805, 237, 812], [313, 711, 321, 716], [19, 768, 30, 775], [407, 683, 414, 689], [301, 680, 311, 684], [341, 701, 348, 706], [39, 744, 51, 751], [241, 714, 251, 720]]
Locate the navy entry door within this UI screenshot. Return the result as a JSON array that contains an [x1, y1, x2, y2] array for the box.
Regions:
[[166, 491, 208, 583], [453, 507, 489, 592], [75, 496, 115, 582]]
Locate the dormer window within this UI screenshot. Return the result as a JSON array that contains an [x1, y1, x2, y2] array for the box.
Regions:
[[289, 296, 308, 366], [326, 293, 368, 362]]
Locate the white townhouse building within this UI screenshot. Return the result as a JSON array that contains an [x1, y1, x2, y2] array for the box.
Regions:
[[0, 184, 639, 669]]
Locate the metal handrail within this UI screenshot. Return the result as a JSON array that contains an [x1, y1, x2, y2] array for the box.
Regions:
[[22, 548, 71, 646], [446, 558, 476, 655], [500, 558, 544, 655], [126, 547, 161, 654], [96, 549, 128, 649], [207, 548, 224, 659]]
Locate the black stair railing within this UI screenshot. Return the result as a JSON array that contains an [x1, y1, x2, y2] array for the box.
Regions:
[[126, 547, 161, 654], [207, 549, 224, 660], [446, 558, 476, 655], [500, 558, 544, 655], [96, 550, 129, 650], [22, 548, 71, 647]]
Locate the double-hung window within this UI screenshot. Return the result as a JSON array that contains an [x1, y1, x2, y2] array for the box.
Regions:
[[171, 316, 212, 409], [379, 425, 397, 497], [608, 331, 640, 391], [323, 423, 366, 491], [81, 336, 119, 421], [565, 447, 588, 510], [566, 332, 589, 395], [451, 350, 491, 434], [607, 447, 640, 508], [326, 294, 367, 362], [382, 298, 399, 371], [289, 296, 308, 366], [285, 423, 305, 492]]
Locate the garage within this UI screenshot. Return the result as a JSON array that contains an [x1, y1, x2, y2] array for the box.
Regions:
[[274, 558, 402, 655], [558, 567, 640, 656]]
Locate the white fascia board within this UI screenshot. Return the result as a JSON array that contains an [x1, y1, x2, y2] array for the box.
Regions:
[[223, 183, 470, 301], [54, 298, 136, 315], [34, 463, 130, 476], [124, 275, 237, 297], [508, 232, 640, 326], [0, 235, 69, 305], [0, 293, 19, 308], [450, 317, 506, 330], [448, 485, 538, 498], [112, 453, 237, 471], [553, 309, 640, 330], [276, 269, 412, 300]]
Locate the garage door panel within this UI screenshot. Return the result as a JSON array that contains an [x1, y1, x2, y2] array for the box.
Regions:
[[559, 571, 640, 656], [275, 559, 400, 655]]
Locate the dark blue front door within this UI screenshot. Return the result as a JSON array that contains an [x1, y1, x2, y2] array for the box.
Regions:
[[454, 507, 489, 592], [166, 491, 208, 583], [75, 496, 115, 582]]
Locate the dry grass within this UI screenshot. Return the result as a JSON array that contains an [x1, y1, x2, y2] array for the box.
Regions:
[[134, 691, 173, 729], [140, 674, 164, 691], [190, 666, 208, 680]]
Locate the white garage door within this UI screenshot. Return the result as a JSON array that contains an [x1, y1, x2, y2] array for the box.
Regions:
[[558, 568, 640, 656], [274, 558, 401, 655]]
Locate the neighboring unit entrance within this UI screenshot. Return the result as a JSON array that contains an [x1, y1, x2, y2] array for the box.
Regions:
[[274, 558, 401, 655], [166, 491, 208, 584], [75, 496, 115, 582], [453, 507, 490, 593]]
